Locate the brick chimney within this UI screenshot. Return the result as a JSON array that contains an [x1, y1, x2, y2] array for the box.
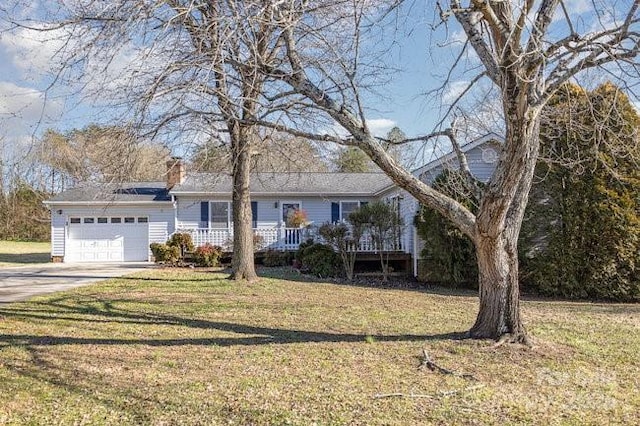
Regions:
[[166, 157, 185, 189]]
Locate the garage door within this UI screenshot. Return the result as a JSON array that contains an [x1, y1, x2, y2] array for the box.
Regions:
[[66, 216, 149, 262]]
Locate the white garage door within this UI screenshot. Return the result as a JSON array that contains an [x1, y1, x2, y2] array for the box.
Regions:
[[66, 216, 149, 262]]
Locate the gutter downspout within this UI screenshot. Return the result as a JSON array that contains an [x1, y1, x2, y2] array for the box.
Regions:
[[172, 194, 178, 237]]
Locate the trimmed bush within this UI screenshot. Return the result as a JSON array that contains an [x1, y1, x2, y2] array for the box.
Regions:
[[167, 232, 195, 257], [295, 238, 316, 262], [298, 243, 341, 278], [263, 249, 292, 267], [150, 243, 180, 263], [192, 243, 223, 267]]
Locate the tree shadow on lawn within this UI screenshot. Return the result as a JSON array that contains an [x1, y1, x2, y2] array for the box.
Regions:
[[256, 267, 640, 309], [0, 295, 468, 348], [256, 266, 480, 298]]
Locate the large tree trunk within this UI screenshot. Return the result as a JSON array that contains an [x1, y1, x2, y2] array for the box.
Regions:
[[229, 125, 258, 281], [469, 232, 526, 342], [470, 88, 542, 343]]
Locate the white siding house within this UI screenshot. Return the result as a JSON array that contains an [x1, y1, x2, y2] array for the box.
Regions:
[[45, 134, 501, 272]]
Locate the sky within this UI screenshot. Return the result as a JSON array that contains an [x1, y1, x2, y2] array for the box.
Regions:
[[0, 3, 457, 162], [0, 0, 637, 169]]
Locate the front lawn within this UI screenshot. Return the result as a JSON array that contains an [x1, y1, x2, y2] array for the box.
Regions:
[[0, 241, 51, 267], [0, 268, 638, 425]]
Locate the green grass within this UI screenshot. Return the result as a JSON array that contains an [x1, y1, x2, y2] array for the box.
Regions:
[[0, 241, 51, 267], [0, 268, 638, 425]]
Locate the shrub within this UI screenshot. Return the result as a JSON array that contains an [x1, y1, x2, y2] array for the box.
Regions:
[[414, 171, 479, 288], [298, 243, 341, 278], [263, 249, 292, 267], [150, 243, 181, 263], [167, 232, 195, 257], [192, 243, 223, 267], [295, 238, 316, 262]]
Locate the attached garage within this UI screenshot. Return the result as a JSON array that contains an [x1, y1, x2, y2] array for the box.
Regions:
[[44, 181, 176, 263], [65, 216, 150, 262]]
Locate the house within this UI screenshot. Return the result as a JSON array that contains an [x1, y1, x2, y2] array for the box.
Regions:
[[44, 133, 501, 275]]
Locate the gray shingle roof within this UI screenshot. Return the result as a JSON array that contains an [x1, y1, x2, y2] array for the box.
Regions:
[[46, 182, 171, 203], [171, 172, 393, 196]]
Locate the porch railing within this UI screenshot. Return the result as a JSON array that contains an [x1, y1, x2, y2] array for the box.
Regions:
[[180, 226, 405, 253]]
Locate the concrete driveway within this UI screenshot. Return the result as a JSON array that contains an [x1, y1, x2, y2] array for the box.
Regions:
[[0, 262, 152, 303]]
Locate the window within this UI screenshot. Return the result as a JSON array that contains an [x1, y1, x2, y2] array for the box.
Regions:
[[211, 202, 230, 228], [97, 217, 108, 224], [137, 217, 148, 223], [281, 202, 301, 225], [124, 217, 135, 224], [70, 218, 81, 224], [111, 217, 122, 223], [83, 217, 94, 224], [340, 201, 360, 221]]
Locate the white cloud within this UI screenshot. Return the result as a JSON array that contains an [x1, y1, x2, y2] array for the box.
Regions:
[[0, 81, 62, 145], [366, 118, 396, 137], [329, 118, 397, 139], [0, 25, 68, 77], [0, 82, 50, 123]]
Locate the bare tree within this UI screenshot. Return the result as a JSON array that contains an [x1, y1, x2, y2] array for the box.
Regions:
[[248, 1, 639, 342], [3, 1, 296, 281], [192, 132, 330, 173], [37, 126, 170, 192]]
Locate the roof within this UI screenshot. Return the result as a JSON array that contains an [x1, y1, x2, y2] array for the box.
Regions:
[[170, 172, 393, 196], [45, 134, 502, 203], [411, 132, 502, 177], [45, 182, 172, 204], [374, 132, 503, 195]]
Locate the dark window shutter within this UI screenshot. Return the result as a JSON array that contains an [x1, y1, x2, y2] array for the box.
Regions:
[[360, 201, 369, 207], [251, 201, 258, 228], [200, 201, 209, 228], [331, 202, 340, 223]]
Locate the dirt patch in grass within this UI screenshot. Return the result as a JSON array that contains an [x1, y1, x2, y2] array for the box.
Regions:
[[0, 241, 51, 267], [0, 269, 638, 425]]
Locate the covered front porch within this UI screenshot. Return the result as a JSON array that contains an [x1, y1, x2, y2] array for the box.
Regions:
[[181, 226, 407, 253]]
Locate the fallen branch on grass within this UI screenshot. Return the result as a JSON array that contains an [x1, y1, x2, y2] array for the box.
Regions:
[[438, 384, 485, 397], [373, 384, 485, 400], [373, 392, 434, 399], [419, 349, 477, 381]]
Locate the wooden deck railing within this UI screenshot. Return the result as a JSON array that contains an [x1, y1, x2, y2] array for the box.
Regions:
[[179, 226, 406, 253]]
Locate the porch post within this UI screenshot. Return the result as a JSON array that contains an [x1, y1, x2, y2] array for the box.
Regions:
[[277, 223, 283, 250]]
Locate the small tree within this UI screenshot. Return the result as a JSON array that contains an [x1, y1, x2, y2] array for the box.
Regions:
[[358, 201, 403, 282], [318, 215, 366, 280]]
